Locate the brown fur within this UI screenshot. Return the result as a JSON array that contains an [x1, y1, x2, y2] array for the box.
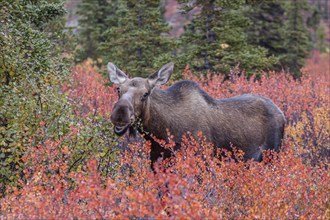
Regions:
[[108, 63, 286, 170]]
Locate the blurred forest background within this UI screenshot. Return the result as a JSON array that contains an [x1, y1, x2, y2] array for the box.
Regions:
[[0, 0, 329, 218], [67, 0, 329, 78]]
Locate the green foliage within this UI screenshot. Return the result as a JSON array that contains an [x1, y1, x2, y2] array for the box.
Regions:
[[99, 0, 175, 77], [0, 1, 120, 195], [177, 0, 277, 77], [61, 60, 121, 178], [281, 0, 312, 78], [75, 0, 113, 61], [306, 5, 329, 53], [315, 22, 329, 53], [64, 116, 119, 178], [317, 0, 329, 20], [74, 0, 324, 79], [246, 0, 315, 78], [0, 1, 72, 193], [325, 0, 329, 20], [246, 1, 287, 65]]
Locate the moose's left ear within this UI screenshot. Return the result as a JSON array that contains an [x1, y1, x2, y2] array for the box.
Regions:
[[148, 62, 174, 87]]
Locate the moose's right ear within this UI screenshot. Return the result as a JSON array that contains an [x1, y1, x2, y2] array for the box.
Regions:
[[107, 62, 128, 84]]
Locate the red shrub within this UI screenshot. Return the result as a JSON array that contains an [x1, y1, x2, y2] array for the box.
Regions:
[[62, 59, 117, 118], [1, 54, 329, 219], [1, 133, 328, 219]]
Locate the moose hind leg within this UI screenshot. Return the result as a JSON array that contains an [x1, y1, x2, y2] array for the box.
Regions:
[[246, 148, 263, 162], [265, 129, 282, 153]]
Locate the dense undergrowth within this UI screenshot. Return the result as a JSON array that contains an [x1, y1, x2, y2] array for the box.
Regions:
[[1, 55, 329, 219]]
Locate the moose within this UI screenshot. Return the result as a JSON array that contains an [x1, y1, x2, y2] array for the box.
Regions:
[[108, 62, 285, 170]]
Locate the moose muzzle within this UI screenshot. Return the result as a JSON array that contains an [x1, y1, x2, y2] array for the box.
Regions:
[[110, 98, 134, 136]]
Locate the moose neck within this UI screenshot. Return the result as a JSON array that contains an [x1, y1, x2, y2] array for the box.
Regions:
[[139, 88, 174, 139]]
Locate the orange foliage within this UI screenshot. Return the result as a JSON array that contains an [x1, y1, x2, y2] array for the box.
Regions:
[[1, 54, 329, 219], [1, 134, 328, 219], [62, 59, 117, 118]]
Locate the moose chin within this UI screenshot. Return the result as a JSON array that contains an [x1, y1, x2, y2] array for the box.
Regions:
[[108, 62, 285, 171]]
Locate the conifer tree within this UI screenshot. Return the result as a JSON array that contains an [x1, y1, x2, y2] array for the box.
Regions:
[[324, 0, 329, 20], [281, 0, 311, 78], [177, 0, 276, 76], [307, 5, 322, 51], [76, 0, 113, 61], [99, 0, 175, 77], [246, 1, 287, 68]]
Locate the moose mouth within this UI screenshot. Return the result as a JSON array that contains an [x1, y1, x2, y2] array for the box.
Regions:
[[114, 124, 130, 136]]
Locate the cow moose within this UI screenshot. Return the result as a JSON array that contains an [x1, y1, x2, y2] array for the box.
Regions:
[[108, 62, 285, 170]]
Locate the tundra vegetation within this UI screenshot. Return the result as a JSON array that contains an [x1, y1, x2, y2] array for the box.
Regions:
[[1, 0, 329, 219], [1, 56, 329, 218]]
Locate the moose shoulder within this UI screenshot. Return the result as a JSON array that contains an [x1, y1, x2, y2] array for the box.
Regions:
[[108, 62, 285, 170]]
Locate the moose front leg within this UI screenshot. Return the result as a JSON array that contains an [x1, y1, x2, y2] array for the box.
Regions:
[[149, 140, 173, 172]]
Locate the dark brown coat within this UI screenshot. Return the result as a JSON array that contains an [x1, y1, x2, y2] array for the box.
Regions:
[[108, 62, 285, 170]]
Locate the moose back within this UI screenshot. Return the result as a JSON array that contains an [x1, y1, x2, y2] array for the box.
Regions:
[[108, 62, 286, 170]]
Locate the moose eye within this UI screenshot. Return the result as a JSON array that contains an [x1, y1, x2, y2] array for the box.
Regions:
[[141, 92, 149, 101], [116, 87, 120, 96]]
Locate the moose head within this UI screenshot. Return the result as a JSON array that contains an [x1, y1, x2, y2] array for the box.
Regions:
[[108, 62, 174, 136]]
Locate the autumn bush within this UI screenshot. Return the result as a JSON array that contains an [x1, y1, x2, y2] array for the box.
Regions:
[[0, 2, 71, 194], [61, 59, 120, 177], [63, 59, 117, 118], [1, 54, 329, 219]]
